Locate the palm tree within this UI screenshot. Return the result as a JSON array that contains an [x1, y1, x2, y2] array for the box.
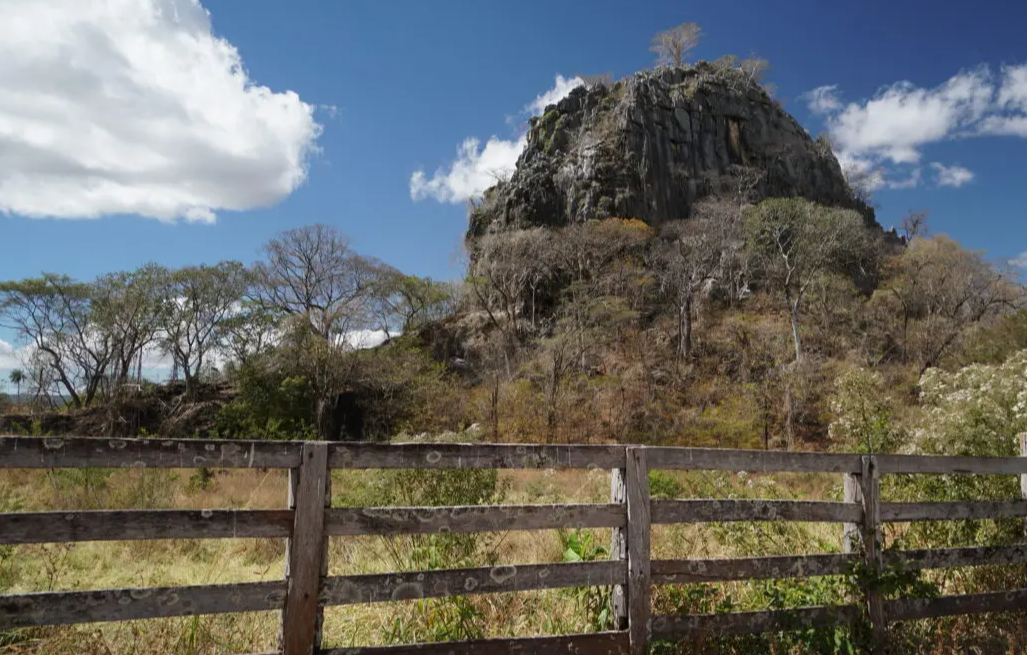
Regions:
[[8, 369, 24, 400]]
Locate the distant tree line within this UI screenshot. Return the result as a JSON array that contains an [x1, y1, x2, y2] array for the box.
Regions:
[[0, 224, 458, 436]]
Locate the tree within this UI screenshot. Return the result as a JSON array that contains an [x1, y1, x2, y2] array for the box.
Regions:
[[8, 369, 23, 399], [251, 224, 383, 339], [745, 198, 872, 362], [651, 22, 702, 68], [0, 275, 112, 408], [871, 236, 1022, 374], [158, 262, 248, 395], [652, 218, 722, 364], [368, 271, 459, 339], [93, 264, 167, 391]]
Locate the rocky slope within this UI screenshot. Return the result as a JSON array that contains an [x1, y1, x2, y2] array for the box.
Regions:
[[469, 63, 874, 237]]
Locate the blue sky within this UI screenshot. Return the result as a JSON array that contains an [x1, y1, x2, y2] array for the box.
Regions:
[[3, 0, 1027, 374]]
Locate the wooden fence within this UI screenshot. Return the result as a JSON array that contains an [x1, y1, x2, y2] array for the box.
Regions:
[[2, 436, 1027, 654]]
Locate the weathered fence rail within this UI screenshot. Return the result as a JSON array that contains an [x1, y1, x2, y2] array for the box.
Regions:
[[2, 436, 1027, 654]]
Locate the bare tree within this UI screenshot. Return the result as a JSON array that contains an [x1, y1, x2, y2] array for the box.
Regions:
[[652, 219, 722, 365], [900, 210, 930, 243], [251, 224, 382, 340], [745, 198, 873, 362], [93, 264, 166, 391], [0, 275, 111, 407], [871, 236, 1023, 373], [651, 22, 703, 68], [158, 262, 248, 395]]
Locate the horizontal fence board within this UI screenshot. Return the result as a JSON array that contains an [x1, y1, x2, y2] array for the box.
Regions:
[[645, 448, 861, 473], [322, 632, 630, 655], [321, 561, 626, 606], [887, 588, 1027, 621], [329, 443, 625, 470], [881, 500, 1027, 522], [0, 580, 287, 628], [0, 509, 293, 545], [651, 500, 862, 524], [877, 454, 1027, 475], [0, 437, 302, 469], [883, 545, 1027, 570], [326, 503, 625, 536], [651, 605, 861, 639], [652, 553, 858, 584]]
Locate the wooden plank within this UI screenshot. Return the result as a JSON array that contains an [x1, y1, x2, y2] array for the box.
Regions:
[[645, 447, 861, 473], [329, 443, 625, 470], [279, 466, 301, 650], [320, 561, 626, 606], [887, 588, 1027, 622], [882, 545, 1027, 570], [651, 553, 858, 584], [281, 443, 329, 655], [0, 436, 302, 469], [0, 580, 287, 628], [0, 509, 293, 545], [876, 454, 1027, 475], [625, 447, 650, 655], [1020, 433, 1027, 539], [325, 503, 625, 536], [650, 499, 862, 524], [650, 604, 861, 639], [610, 467, 628, 630], [321, 631, 630, 655], [880, 500, 1027, 523]]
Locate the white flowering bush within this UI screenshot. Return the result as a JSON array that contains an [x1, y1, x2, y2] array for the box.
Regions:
[[916, 350, 1027, 458], [888, 351, 1027, 556], [828, 368, 905, 453]]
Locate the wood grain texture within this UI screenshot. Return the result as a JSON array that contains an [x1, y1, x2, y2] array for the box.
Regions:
[[0, 581, 286, 628], [876, 454, 1027, 475], [325, 503, 625, 536], [883, 545, 1027, 570], [625, 447, 651, 655], [887, 588, 1027, 621], [842, 471, 863, 554], [321, 561, 625, 606], [880, 500, 1027, 523], [281, 443, 329, 655], [329, 443, 625, 470], [0, 509, 292, 545], [860, 456, 886, 652], [321, 632, 630, 655], [650, 500, 862, 524], [650, 605, 861, 639], [610, 468, 628, 631], [651, 553, 858, 584], [0, 436, 302, 469], [645, 447, 861, 473]]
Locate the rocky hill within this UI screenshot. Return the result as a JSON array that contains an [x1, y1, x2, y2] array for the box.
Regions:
[[469, 63, 874, 237]]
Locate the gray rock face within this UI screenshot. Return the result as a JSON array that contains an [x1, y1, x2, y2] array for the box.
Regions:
[[469, 64, 874, 237]]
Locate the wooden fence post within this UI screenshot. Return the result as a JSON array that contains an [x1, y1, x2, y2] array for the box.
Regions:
[[842, 467, 863, 555], [281, 442, 329, 655], [611, 465, 628, 631], [861, 455, 886, 653], [625, 447, 651, 655]]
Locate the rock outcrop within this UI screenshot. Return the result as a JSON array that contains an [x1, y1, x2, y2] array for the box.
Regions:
[[469, 63, 874, 237]]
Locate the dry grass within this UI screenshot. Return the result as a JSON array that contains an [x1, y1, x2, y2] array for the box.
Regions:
[[2, 466, 1021, 654]]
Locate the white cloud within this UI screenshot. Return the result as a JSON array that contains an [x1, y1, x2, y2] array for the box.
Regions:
[[526, 74, 584, 115], [410, 136, 527, 203], [1010, 252, 1027, 269], [805, 64, 1027, 191], [0, 0, 322, 222], [803, 85, 842, 114], [410, 74, 584, 204], [888, 167, 922, 190], [931, 162, 975, 187], [828, 69, 992, 165]]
